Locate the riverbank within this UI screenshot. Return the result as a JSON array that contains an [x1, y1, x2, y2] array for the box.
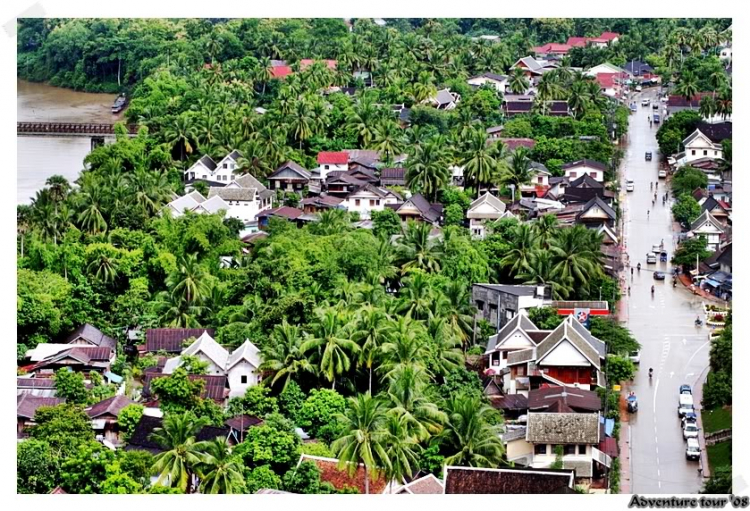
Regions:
[[17, 79, 122, 123]]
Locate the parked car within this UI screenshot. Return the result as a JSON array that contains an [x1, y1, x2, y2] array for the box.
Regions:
[[682, 412, 698, 428], [683, 422, 700, 440], [636, 85, 643, 92], [647, 252, 657, 264], [678, 393, 695, 417], [626, 180, 635, 192], [658, 169, 667, 178], [680, 384, 692, 395], [686, 438, 701, 460], [645, 152, 652, 161], [629, 350, 641, 364], [654, 271, 666, 280], [642, 98, 651, 106]]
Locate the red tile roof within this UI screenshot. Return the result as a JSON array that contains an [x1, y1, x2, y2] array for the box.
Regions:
[[299, 455, 388, 494], [86, 395, 135, 419], [595, 73, 618, 89], [258, 206, 304, 220], [599, 31, 620, 41], [317, 151, 349, 165], [533, 43, 571, 54], [270, 66, 293, 78], [300, 59, 337, 69], [497, 138, 536, 151], [599, 437, 619, 458], [566, 36, 589, 47]]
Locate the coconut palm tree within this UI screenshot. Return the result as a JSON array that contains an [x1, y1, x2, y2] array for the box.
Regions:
[[500, 222, 539, 277], [386, 365, 447, 441], [151, 413, 208, 493], [508, 67, 530, 95], [194, 437, 245, 494], [395, 221, 444, 274], [76, 180, 108, 235], [426, 316, 464, 377], [331, 393, 390, 495], [567, 79, 591, 119], [164, 113, 197, 161], [288, 97, 315, 150], [167, 253, 211, 306], [379, 315, 430, 378], [155, 291, 205, 328], [301, 308, 360, 389], [549, 225, 603, 295], [501, 147, 532, 202], [86, 252, 120, 285], [438, 281, 474, 347], [533, 214, 559, 250], [516, 249, 573, 300], [45, 175, 71, 216], [17, 205, 32, 258], [715, 86, 732, 120], [260, 320, 315, 389], [382, 414, 421, 493], [699, 95, 717, 120], [398, 271, 435, 321], [460, 128, 497, 198], [405, 137, 451, 201], [371, 120, 405, 164], [438, 394, 505, 468], [352, 306, 390, 394], [675, 72, 699, 106]]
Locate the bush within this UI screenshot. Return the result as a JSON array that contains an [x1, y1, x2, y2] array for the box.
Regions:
[[245, 465, 282, 494], [297, 389, 346, 440]]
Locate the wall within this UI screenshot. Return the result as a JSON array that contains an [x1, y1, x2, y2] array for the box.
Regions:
[[227, 360, 260, 397]]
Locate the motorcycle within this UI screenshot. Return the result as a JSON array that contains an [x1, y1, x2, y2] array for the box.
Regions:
[[695, 318, 703, 327]]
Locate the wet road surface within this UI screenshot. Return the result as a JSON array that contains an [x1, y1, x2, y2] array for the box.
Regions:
[[620, 88, 710, 494]]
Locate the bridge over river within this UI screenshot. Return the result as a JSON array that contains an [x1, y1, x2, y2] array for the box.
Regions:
[[17, 122, 139, 137]]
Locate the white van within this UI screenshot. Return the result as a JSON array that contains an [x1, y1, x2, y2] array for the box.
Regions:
[[686, 438, 701, 460], [678, 394, 694, 417], [626, 180, 634, 192]]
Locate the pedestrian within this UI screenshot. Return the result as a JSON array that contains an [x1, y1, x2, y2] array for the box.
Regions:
[[628, 286, 631, 295], [647, 210, 650, 219]]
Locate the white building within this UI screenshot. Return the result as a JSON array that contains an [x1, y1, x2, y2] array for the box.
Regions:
[[466, 192, 512, 239], [689, 210, 726, 252], [184, 150, 243, 185], [561, 159, 606, 183], [162, 332, 262, 398], [424, 88, 461, 110], [670, 129, 724, 168], [165, 191, 231, 218], [342, 184, 401, 219], [316, 151, 349, 183], [467, 73, 508, 93]]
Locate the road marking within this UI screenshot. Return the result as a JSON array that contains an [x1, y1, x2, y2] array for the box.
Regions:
[[653, 378, 659, 414], [685, 340, 711, 368], [670, 371, 674, 378], [686, 373, 694, 378], [658, 481, 662, 489]]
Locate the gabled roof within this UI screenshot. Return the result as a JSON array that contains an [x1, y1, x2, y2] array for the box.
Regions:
[[526, 412, 600, 444], [86, 395, 135, 419], [516, 56, 543, 72], [216, 150, 242, 168], [701, 196, 728, 215], [35, 346, 112, 369], [717, 242, 732, 267], [226, 340, 262, 370], [467, 192, 507, 219], [434, 88, 457, 106], [577, 196, 616, 221], [568, 174, 604, 189], [187, 155, 217, 172], [533, 43, 571, 54], [142, 373, 228, 402], [443, 466, 574, 494], [623, 60, 654, 75], [64, 324, 116, 350], [470, 72, 508, 82], [317, 151, 349, 165], [497, 138, 536, 151], [599, 31, 620, 41], [691, 209, 726, 233], [269, 161, 311, 180], [17, 394, 65, 419], [395, 473, 444, 494], [683, 129, 721, 149], [127, 415, 230, 454], [534, 316, 603, 369], [182, 331, 229, 370], [257, 206, 304, 221], [345, 149, 381, 167], [528, 386, 602, 412], [145, 329, 215, 353], [347, 184, 390, 199], [168, 192, 206, 214], [297, 454, 388, 494], [230, 173, 267, 191], [485, 311, 539, 353], [492, 393, 529, 411], [379, 167, 406, 185], [208, 187, 257, 202], [566, 37, 589, 47], [474, 283, 540, 297], [668, 93, 711, 108], [397, 193, 442, 223], [562, 159, 607, 172], [300, 195, 345, 208], [225, 414, 263, 433]]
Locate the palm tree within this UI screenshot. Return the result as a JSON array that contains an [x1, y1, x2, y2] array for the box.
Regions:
[[372, 120, 405, 164], [699, 95, 717, 120], [155, 291, 205, 328], [675, 72, 699, 106], [398, 271, 435, 321], [533, 214, 559, 250], [549, 225, 603, 295], [395, 221, 444, 274], [301, 308, 360, 389], [331, 393, 390, 495], [288, 97, 315, 150], [439, 281, 475, 347], [500, 223, 539, 277], [17, 204, 32, 258], [45, 175, 71, 216], [259, 321, 315, 389], [460, 128, 497, 198], [382, 414, 421, 493], [86, 252, 120, 285], [314, 209, 351, 236], [167, 253, 211, 306], [516, 249, 573, 300], [715, 87, 732, 120], [426, 316, 465, 377], [438, 394, 505, 467], [405, 137, 451, 201], [76, 181, 108, 235], [386, 366, 447, 441], [508, 67, 530, 95], [352, 306, 390, 394], [195, 438, 245, 494], [501, 147, 533, 202], [567, 79, 591, 119], [151, 413, 207, 492], [165, 113, 197, 161]]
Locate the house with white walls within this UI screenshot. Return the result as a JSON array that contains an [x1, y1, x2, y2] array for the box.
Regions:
[[467, 73, 508, 92], [670, 129, 724, 168], [342, 184, 401, 219], [561, 159, 607, 182], [162, 332, 263, 397], [466, 192, 513, 239], [184, 150, 243, 185]]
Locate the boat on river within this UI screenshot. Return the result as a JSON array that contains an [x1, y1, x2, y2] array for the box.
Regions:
[[111, 94, 128, 113]]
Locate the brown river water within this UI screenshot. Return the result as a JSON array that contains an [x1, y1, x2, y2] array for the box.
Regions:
[[17, 79, 122, 204]]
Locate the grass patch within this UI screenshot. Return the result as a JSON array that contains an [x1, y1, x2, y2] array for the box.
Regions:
[[706, 441, 731, 471], [702, 407, 732, 433]]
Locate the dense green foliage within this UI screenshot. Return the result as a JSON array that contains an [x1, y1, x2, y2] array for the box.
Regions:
[[703, 313, 732, 409]]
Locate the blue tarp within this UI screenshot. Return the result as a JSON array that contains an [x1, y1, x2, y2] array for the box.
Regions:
[[104, 371, 123, 384], [600, 416, 615, 437]]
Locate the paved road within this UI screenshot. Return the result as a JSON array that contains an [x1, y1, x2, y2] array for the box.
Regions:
[[620, 88, 710, 494]]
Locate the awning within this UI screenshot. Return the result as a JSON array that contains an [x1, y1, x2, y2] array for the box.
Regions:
[[704, 279, 721, 288], [104, 371, 123, 384]]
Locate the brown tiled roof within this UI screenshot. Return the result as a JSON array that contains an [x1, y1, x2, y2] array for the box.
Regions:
[[126, 415, 230, 454], [225, 414, 263, 432], [561, 159, 607, 172], [298, 455, 388, 494], [64, 324, 116, 350], [142, 374, 228, 402], [145, 329, 215, 353], [526, 412, 600, 444], [444, 466, 574, 494], [257, 206, 304, 220], [17, 377, 56, 389], [379, 167, 406, 185], [85, 395, 135, 419], [528, 386, 602, 412], [17, 394, 65, 419], [491, 393, 529, 411], [396, 473, 444, 494], [527, 330, 552, 343]]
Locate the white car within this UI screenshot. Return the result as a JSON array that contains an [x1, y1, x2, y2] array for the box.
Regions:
[[626, 180, 634, 192], [642, 98, 651, 106], [629, 350, 641, 364], [658, 169, 667, 178], [686, 438, 701, 460], [636, 85, 643, 92], [683, 422, 699, 440]]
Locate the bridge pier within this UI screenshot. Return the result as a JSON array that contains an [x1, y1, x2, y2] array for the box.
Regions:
[[91, 136, 106, 151]]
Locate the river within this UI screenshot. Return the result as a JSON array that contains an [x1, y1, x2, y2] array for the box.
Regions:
[[16, 79, 122, 204]]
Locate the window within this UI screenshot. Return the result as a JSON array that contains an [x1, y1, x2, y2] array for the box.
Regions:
[[691, 150, 696, 155], [502, 351, 508, 360], [376, 200, 381, 206], [325, 165, 329, 170], [714, 151, 718, 156], [517, 365, 526, 376], [569, 172, 577, 178], [223, 163, 228, 169], [506, 309, 515, 320], [564, 445, 576, 455], [578, 445, 586, 455], [355, 199, 361, 206], [476, 300, 485, 311], [538, 177, 544, 184], [534, 444, 547, 455], [703, 150, 708, 156], [370, 200, 375, 207], [241, 375, 247, 384]]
